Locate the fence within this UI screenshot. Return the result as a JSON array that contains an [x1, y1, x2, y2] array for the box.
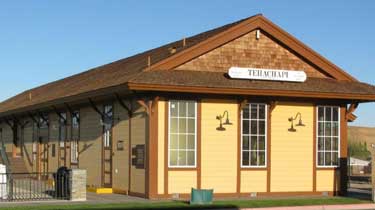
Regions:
[[0, 172, 70, 201]]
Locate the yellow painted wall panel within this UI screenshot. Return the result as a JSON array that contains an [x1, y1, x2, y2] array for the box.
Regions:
[[130, 104, 147, 194], [270, 103, 313, 192], [79, 106, 103, 187], [157, 100, 165, 194], [112, 101, 130, 192], [201, 99, 237, 193], [168, 171, 197, 193], [241, 171, 267, 193], [316, 170, 340, 192]]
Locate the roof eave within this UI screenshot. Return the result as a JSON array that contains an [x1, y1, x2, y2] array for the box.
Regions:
[[127, 82, 375, 102]]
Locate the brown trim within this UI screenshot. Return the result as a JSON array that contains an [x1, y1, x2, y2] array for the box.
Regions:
[[236, 102, 241, 194], [146, 15, 355, 82], [148, 97, 159, 199], [196, 101, 202, 190], [128, 101, 132, 194], [241, 168, 268, 171], [128, 83, 375, 101], [339, 105, 348, 195], [316, 167, 339, 171], [313, 106, 317, 192], [128, 191, 147, 198], [168, 168, 197, 171], [164, 101, 169, 195], [266, 104, 271, 193]]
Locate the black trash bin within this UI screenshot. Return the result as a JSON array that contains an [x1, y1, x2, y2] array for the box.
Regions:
[[54, 167, 70, 199]]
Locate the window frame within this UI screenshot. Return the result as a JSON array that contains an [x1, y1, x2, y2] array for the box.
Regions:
[[71, 110, 80, 164], [103, 104, 113, 149], [168, 100, 197, 168], [316, 106, 340, 168], [58, 112, 67, 148], [240, 103, 268, 168]]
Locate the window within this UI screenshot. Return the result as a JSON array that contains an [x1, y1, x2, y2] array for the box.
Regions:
[[103, 105, 113, 148], [58, 113, 67, 148], [39, 114, 49, 129], [71, 111, 80, 164], [169, 100, 196, 167], [317, 106, 340, 167], [241, 103, 267, 167]]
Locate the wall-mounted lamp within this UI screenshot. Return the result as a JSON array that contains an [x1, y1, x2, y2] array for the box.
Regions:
[[216, 110, 232, 131], [288, 112, 305, 132]]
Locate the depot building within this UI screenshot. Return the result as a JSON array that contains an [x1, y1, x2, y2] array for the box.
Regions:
[[0, 14, 374, 199]]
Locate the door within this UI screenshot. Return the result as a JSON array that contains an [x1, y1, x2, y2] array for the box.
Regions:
[[58, 113, 67, 167], [38, 137, 48, 175], [102, 105, 113, 187], [70, 111, 80, 168]]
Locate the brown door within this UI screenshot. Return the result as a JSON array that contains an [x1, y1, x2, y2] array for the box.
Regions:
[[102, 124, 113, 187], [102, 105, 113, 187], [70, 111, 80, 169], [38, 137, 48, 175]]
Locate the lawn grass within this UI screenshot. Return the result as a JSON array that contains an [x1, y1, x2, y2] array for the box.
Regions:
[[0, 197, 369, 210]]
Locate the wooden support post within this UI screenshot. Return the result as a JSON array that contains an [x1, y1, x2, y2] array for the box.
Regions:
[[136, 96, 159, 199]]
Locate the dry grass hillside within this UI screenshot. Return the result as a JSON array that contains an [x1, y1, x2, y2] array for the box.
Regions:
[[348, 126, 375, 161], [348, 126, 375, 146]]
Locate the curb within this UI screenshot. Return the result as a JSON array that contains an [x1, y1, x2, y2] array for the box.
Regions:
[[240, 203, 375, 210]]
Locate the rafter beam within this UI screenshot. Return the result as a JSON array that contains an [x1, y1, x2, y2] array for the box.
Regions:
[[346, 103, 359, 122], [52, 106, 67, 125], [89, 98, 105, 119], [115, 93, 132, 116]]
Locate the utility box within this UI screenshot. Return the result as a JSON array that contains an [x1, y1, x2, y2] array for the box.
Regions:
[[54, 167, 70, 199], [190, 188, 213, 205]]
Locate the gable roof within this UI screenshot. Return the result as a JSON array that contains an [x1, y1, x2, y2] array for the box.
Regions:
[[146, 15, 356, 81], [0, 14, 374, 117]]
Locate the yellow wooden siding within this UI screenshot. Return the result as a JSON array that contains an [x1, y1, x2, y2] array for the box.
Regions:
[[168, 171, 197, 193], [79, 106, 103, 187], [130, 104, 147, 194], [241, 171, 267, 193], [157, 100, 165, 194], [270, 103, 313, 192], [201, 99, 237, 193], [112, 101, 130, 192], [316, 170, 340, 192]]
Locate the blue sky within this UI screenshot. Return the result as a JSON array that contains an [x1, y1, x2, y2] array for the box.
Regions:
[[0, 1, 374, 126]]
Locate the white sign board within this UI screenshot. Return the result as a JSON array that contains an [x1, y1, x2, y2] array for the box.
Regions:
[[228, 67, 307, 82]]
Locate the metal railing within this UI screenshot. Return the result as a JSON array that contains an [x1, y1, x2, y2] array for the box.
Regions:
[[0, 172, 70, 201]]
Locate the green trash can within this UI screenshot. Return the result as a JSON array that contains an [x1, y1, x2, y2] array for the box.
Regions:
[[190, 188, 213, 205]]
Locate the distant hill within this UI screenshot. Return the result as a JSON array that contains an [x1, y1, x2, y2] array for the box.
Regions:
[[348, 126, 375, 160], [348, 126, 375, 146]]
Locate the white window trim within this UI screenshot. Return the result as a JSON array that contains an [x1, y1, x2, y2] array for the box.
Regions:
[[316, 106, 340, 168], [168, 100, 197, 168], [241, 103, 268, 168]]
